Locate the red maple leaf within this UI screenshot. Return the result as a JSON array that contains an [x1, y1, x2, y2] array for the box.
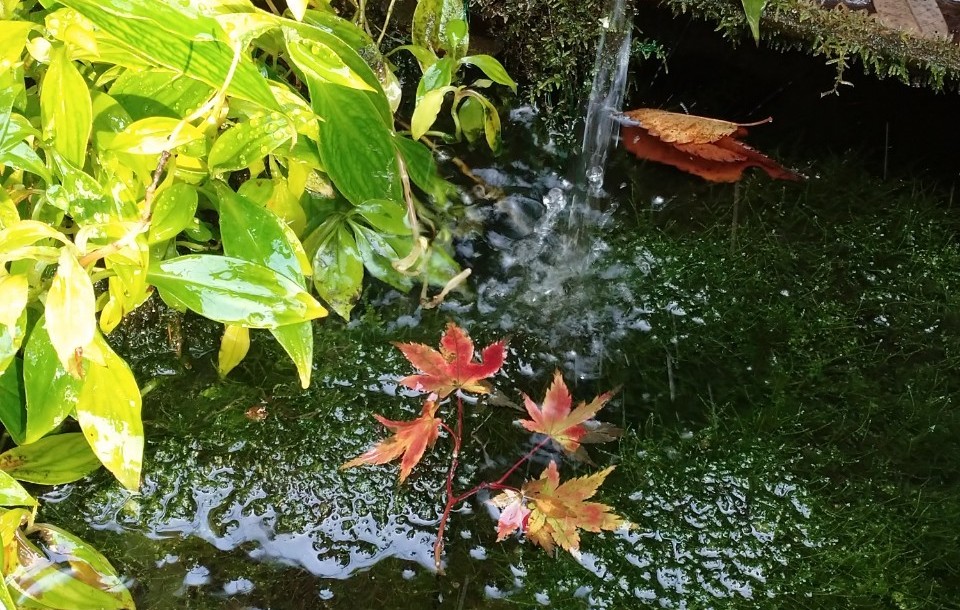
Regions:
[[489, 461, 627, 556], [394, 322, 506, 398], [341, 396, 443, 483], [519, 371, 615, 455]]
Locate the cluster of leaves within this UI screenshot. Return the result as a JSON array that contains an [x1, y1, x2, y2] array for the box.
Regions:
[[342, 323, 628, 567], [0, 0, 514, 606]]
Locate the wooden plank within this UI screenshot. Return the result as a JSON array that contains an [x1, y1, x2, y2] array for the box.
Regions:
[[873, 0, 921, 34], [905, 0, 950, 39]]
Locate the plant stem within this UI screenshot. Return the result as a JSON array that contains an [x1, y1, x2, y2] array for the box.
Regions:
[[433, 394, 465, 571]]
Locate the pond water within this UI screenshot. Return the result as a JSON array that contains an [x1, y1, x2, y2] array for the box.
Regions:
[[39, 15, 960, 610]]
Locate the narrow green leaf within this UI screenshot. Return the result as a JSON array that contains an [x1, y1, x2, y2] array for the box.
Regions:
[[0, 358, 25, 445], [76, 332, 142, 491], [60, 0, 279, 111], [270, 322, 313, 389], [0, 471, 34, 507], [107, 116, 204, 155], [741, 0, 767, 43], [393, 135, 447, 201], [40, 45, 92, 168], [312, 225, 363, 320], [416, 57, 454, 98], [208, 113, 294, 173], [0, 433, 100, 485], [109, 68, 214, 121], [354, 199, 410, 235], [147, 255, 327, 328], [309, 81, 402, 205], [0, 141, 51, 182], [148, 183, 198, 244], [283, 28, 374, 92], [460, 55, 517, 91], [22, 318, 82, 445]]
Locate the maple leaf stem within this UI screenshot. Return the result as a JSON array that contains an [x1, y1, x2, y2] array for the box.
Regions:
[[433, 394, 466, 572]]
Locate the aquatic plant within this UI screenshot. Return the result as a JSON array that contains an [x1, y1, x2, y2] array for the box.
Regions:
[[342, 322, 627, 570]]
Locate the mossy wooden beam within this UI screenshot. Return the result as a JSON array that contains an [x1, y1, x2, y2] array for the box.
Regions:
[[656, 0, 960, 92]]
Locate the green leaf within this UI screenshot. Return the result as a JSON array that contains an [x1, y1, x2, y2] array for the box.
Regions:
[[412, 0, 468, 60], [208, 112, 294, 173], [354, 199, 410, 235], [216, 183, 316, 387], [60, 0, 279, 111], [392, 44, 438, 70], [148, 182, 198, 244], [466, 92, 502, 153], [7, 524, 134, 609], [411, 86, 455, 140], [48, 153, 138, 223], [0, 304, 26, 377], [457, 95, 484, 143], [312, 225, 363, 320], [147, 255, 327, 328], [109, 68, 214, 121], [40, 45, 92, 168], [0, 20, 34, 64], [0, 470, 34, 507], [309, 81, 402, 205], [106, 116, 204, 155], [22, 318, 82, 445], [0, 433, 100, 485], [351, 223, 413, 292], [741, 0, 767, 43], [283, 28, 375, 92], [76, 332, 142, 491], [416, 57, 454, 98], [393, 136, 447, 201], [0, 358, 25, 445], [460, 55, 517, 92]]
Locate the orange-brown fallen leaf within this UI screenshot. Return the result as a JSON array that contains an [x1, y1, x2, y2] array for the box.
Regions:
[[620, 108, 803, 183]]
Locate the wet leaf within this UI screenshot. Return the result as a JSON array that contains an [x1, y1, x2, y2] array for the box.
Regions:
[[394, 321, 506, 398], [0, 308, 26, 377], [742, 0, 768, 43], [284, 28, 374, 92], [0, 433, 100, 485], [312, 224, 363, 321], [519, 371, 616, 455], [341, 396, 442, 483], [411, 85, 456, 140], [40, 45, 91, 168], [217, 324, 249, 379], [22, 319, 82, 444], [354, 199, 410, 236], [208, 113, 294, 173], [76, 332, 142, 491], [412, 0, 468, 60], [7, 525, 134, 609], [147, 255, 327, 328], [0, 471, 34, 507], [460, 55, 517, 91], [0, 273, 27, 332], [148, 182, 198, 244], [492, 461, 626, 557], [45, 248, 96, 377], [621, 108, 802, 182], [107, 116, 204, 155]]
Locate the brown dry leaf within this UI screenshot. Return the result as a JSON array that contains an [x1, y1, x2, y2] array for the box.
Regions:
[[621, 108, 803, 183]]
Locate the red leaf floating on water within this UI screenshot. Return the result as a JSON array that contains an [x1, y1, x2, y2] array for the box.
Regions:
[[393, 322, 506, 398], [341, 396, 442, 483], [621, 108, 803, 182], [519, 371, 615, 456]]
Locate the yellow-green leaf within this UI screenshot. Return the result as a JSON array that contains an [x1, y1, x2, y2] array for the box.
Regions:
[[22, 318, 82, 444], [0, 273, 27, 331], [76, 332, 142, 491], [0, 471, 34, 507], [0, 433, 100, 485], [411, 86, 455, 140], [148, 182, 198, 244], [45, 248, 96, 377], [107, 116, 204, 155], [217, 324, 249, 378], [312, 224, 363, 320], [40, 45, 92, 168], [208, 113, 294, 173], [288, 0, 307, 21]]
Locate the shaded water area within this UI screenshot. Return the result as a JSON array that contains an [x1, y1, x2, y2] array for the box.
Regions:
[[40, 15, 960, 610]]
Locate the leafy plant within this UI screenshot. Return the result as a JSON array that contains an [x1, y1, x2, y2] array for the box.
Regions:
[[741, 0, 768, 42], [342, 322, 628, 569], [392, 0, 517, 151], [0, 0, 515, 604]]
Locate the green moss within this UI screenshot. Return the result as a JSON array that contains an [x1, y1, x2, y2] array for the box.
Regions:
[[660, 0, 960, 93]]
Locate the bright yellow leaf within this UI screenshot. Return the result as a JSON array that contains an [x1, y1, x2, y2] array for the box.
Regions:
[[0, 274, 28, 331], [45, 248, 96, 377], [217, 324, 250, 378]]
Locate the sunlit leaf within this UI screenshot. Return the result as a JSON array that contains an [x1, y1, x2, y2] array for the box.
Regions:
[[0, 20, 34, 64], [22, 318, 82, 444], [287, 0, 307, 21], [107, 116, 204, 155], [238, 178, 308, 238], [40, 44, 92, 168], [60, 0, 279, 111], [109, 68, 213, 121], [217, 324, 249, 379], [45, 248, 96, 377], [284, 28, 374, 92], [411, 86, 455, 140], [0, 273, 27, 331], [76, 332, 142, 491], [148, 182, 198, 244], [208, 113, 294, 173], [0, 433, 100, 485], [147, 255, 327, 328], [0, 471, 34, 507]]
